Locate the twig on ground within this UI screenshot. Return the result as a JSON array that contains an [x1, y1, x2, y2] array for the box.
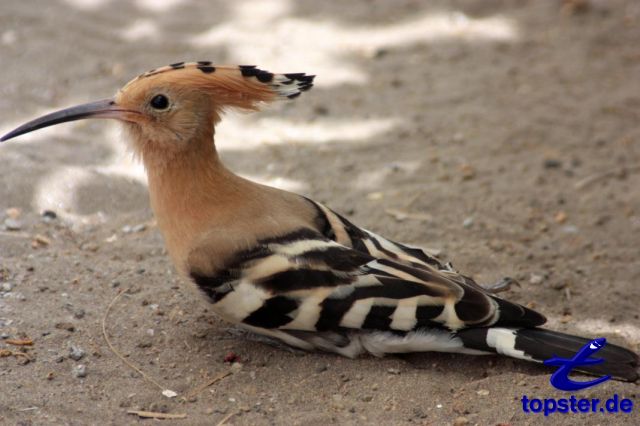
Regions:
[[102, 288, 172, 395], [216, 411, 238, 426], [5, 338, 33, 346], [127, 410, 187, 419], [574, 165, 640, 190], [183, 370, 232, 402]]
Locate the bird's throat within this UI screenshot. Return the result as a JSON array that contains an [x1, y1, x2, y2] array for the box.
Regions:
[[143, 140, 246, 273]]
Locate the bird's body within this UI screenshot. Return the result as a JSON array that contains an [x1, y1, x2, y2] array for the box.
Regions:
[[2, 62, 638, 381]]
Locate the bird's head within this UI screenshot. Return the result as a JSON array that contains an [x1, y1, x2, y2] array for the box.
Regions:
[[1, 62, 314, 161]]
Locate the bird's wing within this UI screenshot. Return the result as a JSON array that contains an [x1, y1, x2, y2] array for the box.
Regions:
[[191, 228, 546, 336], [306, 198, 490, 291]]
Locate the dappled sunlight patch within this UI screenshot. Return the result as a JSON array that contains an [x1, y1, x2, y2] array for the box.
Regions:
[[572, 319, 640, 345], [190, 0, 518, 87], [134, 0, 186, 13], [240, 174, 307, 193], [121, 19, 160, 41], [216, 114, 400, 150], [33, 166, 107, 226], [61, 0, 111, 10]]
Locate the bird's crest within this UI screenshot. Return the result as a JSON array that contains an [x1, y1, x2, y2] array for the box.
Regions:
[[120, 62, 314, 112]]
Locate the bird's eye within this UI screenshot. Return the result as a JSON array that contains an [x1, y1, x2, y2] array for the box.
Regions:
[[150, 94, 169, 110]]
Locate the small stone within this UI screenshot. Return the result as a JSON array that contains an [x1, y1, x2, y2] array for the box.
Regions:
[[162, 389, 178, 398], [453, 417, 470, 425], [387, 368, 400, 375], [4, 218, 23, 231], [73, 309, 86, 319], [231, 362, 243, 372], [462, 217, 474, 228], [111, 280, 120, 288], [42, 210, 57, 220], [412, 408, 427, 419], [459, 163, 476, 180], [55, 322, 75, 332], [554, 211, 568, 224], [137, 338, 153, 349], [81, 242, 99, 252], [543, 159, 562, 169], [476, 389, 490, 396], [69, 345, 85, 361], [315, 364, 328, 373], [132, 224, 147, 233], [73, 364, 87, 378], [361, 395, 373, 402], [529, 274, 543, 285], [1, 282, 14, 292]]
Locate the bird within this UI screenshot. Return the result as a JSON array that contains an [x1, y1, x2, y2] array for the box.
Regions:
[[1, 62, 638, 381]]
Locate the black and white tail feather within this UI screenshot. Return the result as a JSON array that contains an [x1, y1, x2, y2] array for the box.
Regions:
[[191, 199, 639, 382]]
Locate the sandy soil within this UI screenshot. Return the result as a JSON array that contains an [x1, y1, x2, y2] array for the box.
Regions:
[[1, 0, 639, 424]]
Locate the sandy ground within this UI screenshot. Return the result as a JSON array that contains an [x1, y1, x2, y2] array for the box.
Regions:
[[1, 0, 639, 424]]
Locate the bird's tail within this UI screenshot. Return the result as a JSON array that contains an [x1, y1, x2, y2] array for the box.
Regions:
[[455, 327, 639, 382]]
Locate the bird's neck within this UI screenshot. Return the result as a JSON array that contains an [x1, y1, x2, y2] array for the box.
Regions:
[[143, 137, 249, 273], [141, 134, 319, 277]]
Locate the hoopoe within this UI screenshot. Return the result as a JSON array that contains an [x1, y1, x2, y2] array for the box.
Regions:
[[2, 62, 638, 381]]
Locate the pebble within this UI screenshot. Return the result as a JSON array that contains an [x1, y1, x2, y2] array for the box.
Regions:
[[4, 218, 23, 231], [1, 282, 14, 292], [55, 322, 75, 332], [543, 159, 562, 169], [73, 364, 87, 378], [476, 389, 490, 396], [453, 417, 470, 425], [529, 274, 543, 285], [42, 210, 57, 220], [81, 242, 99, 252], [315, 364, 328, 373], [69, 345, 85, 361], [132, 224, 146, 233], [73, 309, 86, 319], [122, 224, 147, 234], [137, 338, 153, 348], [561, 225, 579, 234], [462, 217, 474, 228]]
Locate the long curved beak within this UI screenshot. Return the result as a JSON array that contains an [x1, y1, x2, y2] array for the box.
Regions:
[[1, 98, 135, 142]]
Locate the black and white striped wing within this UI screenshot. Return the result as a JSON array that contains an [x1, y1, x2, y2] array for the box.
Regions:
[[193, 229, 546, 338]]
